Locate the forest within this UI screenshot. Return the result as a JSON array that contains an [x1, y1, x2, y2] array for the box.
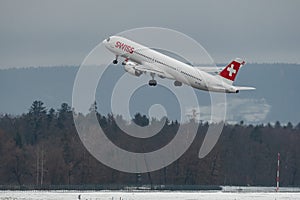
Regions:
[[0, 100, 300, 188]]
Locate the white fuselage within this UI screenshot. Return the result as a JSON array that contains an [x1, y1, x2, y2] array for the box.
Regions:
[[103, 36, 238, 93]]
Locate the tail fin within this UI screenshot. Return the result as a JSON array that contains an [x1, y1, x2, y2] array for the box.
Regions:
[[219, 58, 245, 84]]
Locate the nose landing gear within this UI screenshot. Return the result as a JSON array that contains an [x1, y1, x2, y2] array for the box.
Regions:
[[112, 56, 118, 64]]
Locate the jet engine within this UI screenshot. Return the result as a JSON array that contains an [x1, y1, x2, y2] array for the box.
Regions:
[[124, 61, 143, 77]]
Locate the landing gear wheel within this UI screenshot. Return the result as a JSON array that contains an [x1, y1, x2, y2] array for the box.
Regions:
[[112, 55, 118, 64], [149, 80, 157, 86]]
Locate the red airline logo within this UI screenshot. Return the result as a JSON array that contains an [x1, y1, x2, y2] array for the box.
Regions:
[[219, 60, 242, 81], [115, 41, 134, 54]]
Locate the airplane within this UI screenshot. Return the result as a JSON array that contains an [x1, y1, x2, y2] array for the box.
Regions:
[[103, 36, 255, 93]]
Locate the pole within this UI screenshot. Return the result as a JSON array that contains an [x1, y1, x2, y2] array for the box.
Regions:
[[41, 148, 44, 186], [276, 152, 280, 192], [36, 147, 39, 186]]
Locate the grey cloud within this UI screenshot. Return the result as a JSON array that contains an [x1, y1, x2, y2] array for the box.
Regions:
[[0, 0, 300, 68]]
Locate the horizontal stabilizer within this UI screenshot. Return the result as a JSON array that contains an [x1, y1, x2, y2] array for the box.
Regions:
[[235, 86, 256, 91], [195, 67, 223, 74]]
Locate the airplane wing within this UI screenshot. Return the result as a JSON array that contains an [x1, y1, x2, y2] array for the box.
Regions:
[[195, 67, 224, 74], [134, 61, 174, 79]]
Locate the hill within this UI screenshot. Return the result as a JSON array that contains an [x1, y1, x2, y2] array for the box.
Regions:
[[0, 63, 299, 124]]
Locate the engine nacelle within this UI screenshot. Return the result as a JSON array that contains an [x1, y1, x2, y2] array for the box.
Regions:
[[174, 80, 182, 86], [124, 62, 142, 77]]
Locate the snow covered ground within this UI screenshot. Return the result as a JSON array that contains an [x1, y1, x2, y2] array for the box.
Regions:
[[0, 191, 300, 200]]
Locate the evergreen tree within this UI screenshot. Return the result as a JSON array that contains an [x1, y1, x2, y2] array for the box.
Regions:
[[133, 113, 149, 127]]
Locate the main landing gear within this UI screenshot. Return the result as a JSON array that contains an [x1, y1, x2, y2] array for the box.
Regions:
[[149, 79, 157, 86], [148, 73, 157, 86]]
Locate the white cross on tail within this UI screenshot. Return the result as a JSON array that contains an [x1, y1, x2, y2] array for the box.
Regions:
[[227, 64, 236, 76]]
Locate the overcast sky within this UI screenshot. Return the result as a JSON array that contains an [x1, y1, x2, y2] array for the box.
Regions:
[[0, 0, 300, 68]]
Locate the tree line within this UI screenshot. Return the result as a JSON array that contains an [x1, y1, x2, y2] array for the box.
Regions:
[[0, 100, 300, 187]]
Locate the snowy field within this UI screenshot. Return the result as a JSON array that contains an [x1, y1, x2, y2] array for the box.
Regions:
[[0, 191, 300, 200]]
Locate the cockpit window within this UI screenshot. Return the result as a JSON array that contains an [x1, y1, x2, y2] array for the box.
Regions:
[[106, 37, 110, 42]]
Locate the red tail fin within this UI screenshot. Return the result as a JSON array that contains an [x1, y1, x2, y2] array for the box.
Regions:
[[219, 58, 245, 82]]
